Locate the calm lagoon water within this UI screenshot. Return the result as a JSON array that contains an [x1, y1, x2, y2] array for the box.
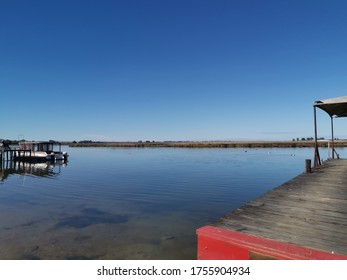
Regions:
[[0, 146, 339, 259]]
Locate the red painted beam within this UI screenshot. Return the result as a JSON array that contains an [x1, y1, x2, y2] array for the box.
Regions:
[[197, 226, 347, 260]]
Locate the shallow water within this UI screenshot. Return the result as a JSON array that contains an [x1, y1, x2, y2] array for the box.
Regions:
[[0, 146, 338, 259]]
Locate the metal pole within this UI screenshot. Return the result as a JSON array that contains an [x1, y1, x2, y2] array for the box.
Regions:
[[328, 141, 331, 159], [331, 116, 335, 159], [314, 106, 321, 167]]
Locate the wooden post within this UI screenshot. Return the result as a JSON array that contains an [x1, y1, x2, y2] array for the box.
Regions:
[[305, 159, 312, 173], [313, 106, 321, 167], [0, 148, 3, 169]]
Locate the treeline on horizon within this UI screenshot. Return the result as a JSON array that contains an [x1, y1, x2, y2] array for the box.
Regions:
[[68, 139, 347, 148], [3, 139, 347, 148]]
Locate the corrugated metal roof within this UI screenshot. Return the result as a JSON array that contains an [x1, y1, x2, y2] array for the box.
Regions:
[[314, 96, 347, 117]]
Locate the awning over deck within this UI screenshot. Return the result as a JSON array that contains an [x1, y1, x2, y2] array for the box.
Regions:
[[313, 96, 347, 167], [314, 96, 347, 117]]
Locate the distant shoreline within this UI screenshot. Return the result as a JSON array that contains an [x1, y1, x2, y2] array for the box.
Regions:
[[68, 140, 347, 148]]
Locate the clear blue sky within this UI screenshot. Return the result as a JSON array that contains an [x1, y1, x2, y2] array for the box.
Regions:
[[1, 0, 346, 142]]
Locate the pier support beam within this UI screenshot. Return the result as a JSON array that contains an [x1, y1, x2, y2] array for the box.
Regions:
[[0, 149, 3, 170], [305, 159, 311, 173], [330, 116, 335, 159], [313, 106, 321, 168]]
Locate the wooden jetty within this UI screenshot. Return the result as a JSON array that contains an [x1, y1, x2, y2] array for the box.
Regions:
[[197, 159, 347, 260], [1, 149, 32, 164], [1, 141, 68, 164]]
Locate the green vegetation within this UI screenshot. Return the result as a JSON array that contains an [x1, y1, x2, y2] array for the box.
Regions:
[[68, 140, 347, 148], [4, 139, 346, 149]]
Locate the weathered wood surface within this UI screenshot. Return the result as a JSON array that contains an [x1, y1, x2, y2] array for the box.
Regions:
[[213, 159, 347, 255]]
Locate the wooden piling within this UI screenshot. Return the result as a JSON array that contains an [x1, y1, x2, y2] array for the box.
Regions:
[[305, 159, 311, 173], [0, 149, 3, 169]]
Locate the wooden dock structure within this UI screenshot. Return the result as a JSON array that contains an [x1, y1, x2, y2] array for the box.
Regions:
[[197, 159, 347, 260], [1, 149, 33, 164]]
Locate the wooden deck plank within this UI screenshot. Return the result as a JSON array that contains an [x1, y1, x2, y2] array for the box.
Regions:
[[219, 211, 347, 241], [221, 208, 347, 237], [211, 159, 347, 256], [248, 198, 347, 218], [243, 203, 347, 224], [216, 218, 347, 248]]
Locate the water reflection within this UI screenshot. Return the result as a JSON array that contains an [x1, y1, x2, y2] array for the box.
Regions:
[[0, 160, 67, 181]]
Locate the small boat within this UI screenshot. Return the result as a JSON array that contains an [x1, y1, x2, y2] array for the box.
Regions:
[[17, 141, 68, 162]]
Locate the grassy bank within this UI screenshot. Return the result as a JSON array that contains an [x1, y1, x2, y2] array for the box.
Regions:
[[68, 140, 347, 148]]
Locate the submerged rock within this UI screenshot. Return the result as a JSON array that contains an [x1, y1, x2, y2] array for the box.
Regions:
[[31, 245, 40, 252], [161, 235, 176, 241], [52, 208, 128, 229]]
